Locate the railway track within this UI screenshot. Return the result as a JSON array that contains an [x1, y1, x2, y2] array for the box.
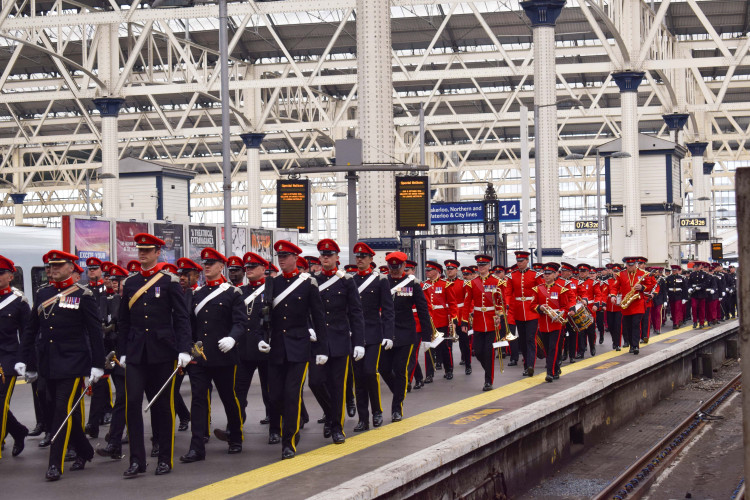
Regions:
[[594, 372, 743, 500]]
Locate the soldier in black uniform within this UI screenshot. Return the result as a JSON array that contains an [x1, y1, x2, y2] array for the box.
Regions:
[[235, 252, 271, 427], [725, 266, 737, 319], [688, 261, 712, 329], [118, 233, 192, 478], [20, 250, 104, 480], [227, 256, 245, 287], [84, 257, 112, 439], [665, 265, 689, 329], [175, 257, 202, 431], [264, 240, 327, 459], [0, 255, 30, 459], [96, 264, 129, 460], [310, 239, 365, 444], [179, 248, 246, 462], [380, 252, 430, 422], [350, 242, 394, 432]]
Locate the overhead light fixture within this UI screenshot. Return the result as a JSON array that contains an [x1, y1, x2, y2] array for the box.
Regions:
[[697, 196, 710, 201], [564, 153, 584, 160], [262, 211, 273, 215], [332, 192, 347, 198], [611, 152, 632, 159]]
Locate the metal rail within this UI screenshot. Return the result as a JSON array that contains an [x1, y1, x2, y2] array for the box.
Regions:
[[594, 372, 742, 500]]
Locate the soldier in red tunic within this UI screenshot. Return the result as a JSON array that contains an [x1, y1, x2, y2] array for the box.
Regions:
[[424, 261, 457, 380], [608, 257, 656, 354], [505, 251, 539, 376], [444, 260, 471, 375]]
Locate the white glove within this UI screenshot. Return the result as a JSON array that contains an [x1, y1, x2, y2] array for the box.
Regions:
[[308, 328, 317, 342], [218, 337, 236, 353], [722, 292, 726, 297], [90, 367, 104, 384], [315, 355, 328, 365], [381, 338, 393, 350], [14, 362, 26, 377], [119, 355, 127, 369], [418, 341, 428, 357], [258, 340, 271, 353], [353, 346, 365, 361], [682, 299, 687, 305], [688, 288, 694, 294], [24, 371, 38, 383], [178, 352, 191, 369], [707, 289, 714, 294]]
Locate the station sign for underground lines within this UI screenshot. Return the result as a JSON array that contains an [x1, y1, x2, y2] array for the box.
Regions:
[[430, 200, 521, 225]]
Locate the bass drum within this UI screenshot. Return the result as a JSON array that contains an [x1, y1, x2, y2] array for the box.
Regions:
[[570, 303, 594, 332]]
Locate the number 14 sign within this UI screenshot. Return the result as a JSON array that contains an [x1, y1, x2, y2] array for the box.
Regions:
[[497, 200, 521, 222]]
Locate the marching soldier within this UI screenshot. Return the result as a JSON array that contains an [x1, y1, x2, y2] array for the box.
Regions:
[[424, 261, 457, 379], [351, 242, 395, 432], [127, 260, 142, 275], [264, 240, 327, 459], [665, 264, 688, 329], [575, 264, 599, 358], [20, 250, 104, 480], [227, 256, 246, 287], [608, 257, 655, 355], [0, 255, 30, 459], [707, 263, 724, 325], [461, 253, 510, 390], [506, 251, 539, 376], [649, 267, 668, 334], [494, 265, 519, 366], [175, 258, 204, 431], [380, 252, 430, 421], [444, 260, 472, 373], [180, 248, 246, 463], [593, 268, 606, 344], [402, 261, 425, 391], [235, 252, 271, 428], [85, 257, 112, 439], [601, 264, 624, 349], [725, 266, 737, 319], [305, 256, 322, 274], [558, 262, 578, 362], [118, 233, 192, 478], [688, 261, 712, 329], [530, 263, 575, 382], [309, 239, 365, 444]]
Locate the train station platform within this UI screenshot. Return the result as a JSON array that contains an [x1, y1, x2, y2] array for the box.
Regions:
[[0, 320, 738, 499]]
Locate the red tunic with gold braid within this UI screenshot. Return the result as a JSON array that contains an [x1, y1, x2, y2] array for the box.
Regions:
[[531, 281, 576, 332], [506, 268, 540, 322], [444, 278, 464, 324], [461, 274, 505, 332], [423, 278, 453, 329], [609, 269, 656, 316]]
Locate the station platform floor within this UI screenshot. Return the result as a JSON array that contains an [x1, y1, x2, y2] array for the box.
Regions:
[[0, 321, 731, 499]]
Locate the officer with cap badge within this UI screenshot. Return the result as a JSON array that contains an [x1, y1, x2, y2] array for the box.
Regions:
[[309, 239, 365, 444], [609, 256, 653, 354], [444, 260, 472, 373], [0, 254, 30, 460], [227, 256, 245, 287], [235, 252, 272, 429], [118, 233, 192, 478], [179, 248, 246, 463], [380, 252, 430, 421], [424, 261, 457, 379], [264, 240, 327, 459], [350, 242, 394, 432], [20, 250, 104, 481]]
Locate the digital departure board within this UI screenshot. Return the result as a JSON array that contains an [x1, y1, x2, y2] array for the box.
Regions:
[[277, 179, 310, 233], [396, 176, 430, 232]]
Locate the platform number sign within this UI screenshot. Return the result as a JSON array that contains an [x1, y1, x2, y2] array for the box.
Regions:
[[497, 200, 521, 222]]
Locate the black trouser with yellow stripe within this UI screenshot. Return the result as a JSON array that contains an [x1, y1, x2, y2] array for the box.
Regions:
[[126, 362, 176, 468], [1, 374, 27, 459], [187, 364, 243, 454], [268, 360, 308, 451], [47, 377, 92, 470], [379, 343, 414, 415], [87, 376, 113, 430], [235, 359, 269, 424], [353, 343, 382, 423], [310, 354, 349, 435]]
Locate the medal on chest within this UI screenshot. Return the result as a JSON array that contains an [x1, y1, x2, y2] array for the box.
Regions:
[[398, 286, 413, 297], [155, 287, 161, 298]]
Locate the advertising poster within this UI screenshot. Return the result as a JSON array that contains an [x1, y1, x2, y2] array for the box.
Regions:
[[188, 225, 216, 261], [115, 221, 148, 267], [219, 226, 248, 257], [154, 223, 184, 264], [273, 228, 298, 245], [249, 228, 273, 262], [75, 219, 111, 265]]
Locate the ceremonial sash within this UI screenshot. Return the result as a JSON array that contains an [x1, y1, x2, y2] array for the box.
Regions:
[[273, 273, 310, 308], [38, 285, 78, 313], [390, 275, 415, 296], [0, 292, 19, 312], [128, 273, 163, 309], [319, 270, 346, 292], [194, 282, 231, 315], [243, 284, 265, 306], [357, 273, 379, 294]]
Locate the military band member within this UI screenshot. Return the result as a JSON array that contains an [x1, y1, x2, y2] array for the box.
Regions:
[[725, 266, 737, 319], [305, 255, 322, 274], [380, 252, 430, 421], [444, 260, 472, 374], [601, 264, 623, 350], [461, 253, 509, 390], [424, 261, 457, 379], [309, 239, 365, 445], [96, 264, 129, 460], [264, 240, 327, 459], [665, 265, 688, 329], [609, 257, 653, 355], [227, 256, 246, 287], [495, 265, 519, 366], [84, 257, 112, 439], [118, 233, 192, 478], [235, 252, 271, 428], [20, 250, 104, 480], [351, 242, 395, 431], [558, 262, 578, 362], [180, 248, 246, 463], [506, 251, 539, 376], [530, 263, 575, 382], [0, 255, 30, 460], [649, 267, 668, 334], [574, 264, 600, 358], [688, 261, 712, 329], [707, 263, 724, 325]]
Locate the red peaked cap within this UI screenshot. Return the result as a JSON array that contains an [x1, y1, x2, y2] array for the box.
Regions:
[[268, 263, 279, 273], [134, 233, 165, 249], [127, 260, 142, 273], [100, 261, 114, 274], [353, 242, 376, 256], [425, 261, 443, 272], [44, 250, 78, 265], [242, 252, 269, 268], [73, 263, 84, 274], [109, 264, 128, 278], [296, 256, 309, 269], [560, 262, 576, 271], [670, 265, 681, 270], [475, 254, 492, 264], [444, 259, 460, 268], [317, 238, 340, 253], [86, 257, 103, 267], [0, 255, 16, 272], [274, 240, 302, 256], [385, 252, 408, 266], [162, 263, 178, 274], [177, 258, 202, 272], [515, 250, 531, 259], [304, 255, 321, 265], [379, 265, 389, 273], [226, 256, 244, 269], [405, 260, 417, 269], [543, 262, 560, 272], [201, 248, 227, 264]]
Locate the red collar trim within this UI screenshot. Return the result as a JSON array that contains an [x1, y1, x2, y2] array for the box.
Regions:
[[52, 277, 76, 289], [357, 269, 372, 276], [392, 273, 406, 279], [140, 263, 163, 278], [0, 287, 12, 296], [206, 276, 227, 287], [250, 278, 266, 287], [322, 268, 338, 277], [191, 284, 199, 290], [89, 279, 104, 287], [106, 288, 115, 295], [282, 269, 300, 279]]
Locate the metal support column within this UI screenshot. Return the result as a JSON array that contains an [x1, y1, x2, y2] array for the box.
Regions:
[[356, 0, 398, 249], [93, 97, 124, 219], [687, 142, 710, 261], [219, 0, 232, 254], [521, 0, 566, 257], [612, 71, 645, 256], [240, 132, 265, 228]]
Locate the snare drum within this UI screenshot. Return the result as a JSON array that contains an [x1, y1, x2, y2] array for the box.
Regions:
[[570, 303, 594, 331]]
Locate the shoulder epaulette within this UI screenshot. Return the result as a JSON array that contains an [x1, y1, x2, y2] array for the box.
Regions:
[[463, 279, 472, 286], [560, 287, 568, 293], [378, 274, 389, 280], [160, 270, 180, 283], [232, 286, 242, 294], [76, 283, 93, 296], [309, 277, 319, 287], [342, 273, 353, 280], [532, 285, 538, 292], [12, 287, 29, 303]]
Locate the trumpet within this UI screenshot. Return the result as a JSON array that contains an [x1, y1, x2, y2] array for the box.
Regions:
[[446, 318, 460, 342], [539, 304, 567, 324], [493, 288, 518, 342], [428, 316, 444, 344]]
